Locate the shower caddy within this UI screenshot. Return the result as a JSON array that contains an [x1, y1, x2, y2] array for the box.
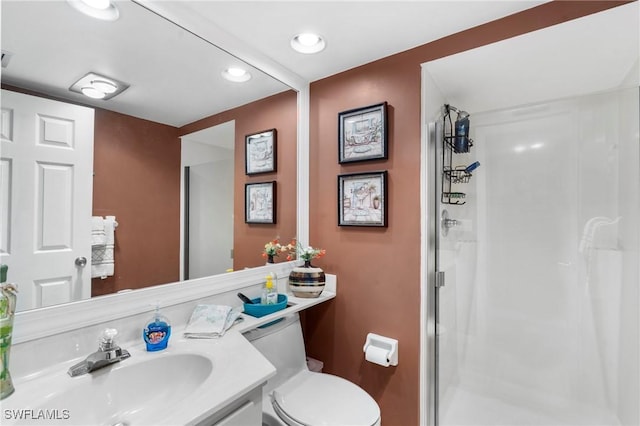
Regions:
[[441, 104, 474, 205]]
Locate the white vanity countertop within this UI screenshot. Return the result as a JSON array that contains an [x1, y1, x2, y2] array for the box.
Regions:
[[4, 290, 336, 426], [3, 332, 275, 426]]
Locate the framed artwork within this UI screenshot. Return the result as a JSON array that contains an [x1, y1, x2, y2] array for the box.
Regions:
[[338, 102, 388, 163], [245, 181, 276, 224], [338, 171, 387, 227], [245, 128, 277, 175]]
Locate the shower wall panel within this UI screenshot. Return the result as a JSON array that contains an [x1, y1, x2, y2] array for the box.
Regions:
[[439, 88, 638, 425]]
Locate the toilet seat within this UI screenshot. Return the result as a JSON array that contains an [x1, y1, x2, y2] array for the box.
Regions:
[[270, 370, 380, 426]]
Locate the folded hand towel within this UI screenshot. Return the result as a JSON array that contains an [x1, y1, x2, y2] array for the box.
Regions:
[[92, 216, 106, 246], [104, 215, 118, 245], [184, 305, 243, 338], [91, 215, 117, 279]]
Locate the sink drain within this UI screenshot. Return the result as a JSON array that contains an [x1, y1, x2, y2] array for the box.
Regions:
[[111, 422, 129, 426]]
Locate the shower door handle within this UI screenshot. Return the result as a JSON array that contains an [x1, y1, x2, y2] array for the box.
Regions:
[[436, 271, 446, 288]]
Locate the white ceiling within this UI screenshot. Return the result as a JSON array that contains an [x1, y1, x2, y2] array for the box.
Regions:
[[179, 0, 547, 83], [3, 1, 636, 127], [1, 0, 288, 127], [426, 1, 639, 114]]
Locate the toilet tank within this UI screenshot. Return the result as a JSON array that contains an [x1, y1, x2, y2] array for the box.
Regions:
[[243, 313, 308, 392]]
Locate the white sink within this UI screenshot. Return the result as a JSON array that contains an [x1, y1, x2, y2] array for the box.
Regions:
[[3, 333, 275, 426], [54, 354, 210, 425]]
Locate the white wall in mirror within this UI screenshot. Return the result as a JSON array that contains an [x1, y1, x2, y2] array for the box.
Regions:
[[181, 121, 236, 280]]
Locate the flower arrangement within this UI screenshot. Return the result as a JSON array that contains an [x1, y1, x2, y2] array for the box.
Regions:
[[285, 239, 326, 262], [262, 238, 326, 263], [262, 238, 295, 261]]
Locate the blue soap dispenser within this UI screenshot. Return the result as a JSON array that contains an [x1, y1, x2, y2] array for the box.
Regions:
[[143, 302, 171, 351]]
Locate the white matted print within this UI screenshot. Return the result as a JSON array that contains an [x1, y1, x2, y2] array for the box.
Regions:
[[245, 181, 276, 224], [338, 171, 387, 227], [245, 129, 277, 175], [338, 102, 387, 163]]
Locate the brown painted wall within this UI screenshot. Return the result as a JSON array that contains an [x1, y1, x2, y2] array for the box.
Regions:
[[180, 90, 298, 270], [304, 2, 629, 425], [93, 89, 297, 295], [92, 109, 181, 296]]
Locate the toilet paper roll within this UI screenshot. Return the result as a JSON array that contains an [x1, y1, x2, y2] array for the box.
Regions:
[[365, 346, 390, 367]]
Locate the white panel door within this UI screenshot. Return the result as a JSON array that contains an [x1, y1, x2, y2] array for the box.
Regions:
[[0, 90, 94, 311]]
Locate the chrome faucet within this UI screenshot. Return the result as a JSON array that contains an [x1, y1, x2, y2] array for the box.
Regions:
[[68, 328, 130, 377]]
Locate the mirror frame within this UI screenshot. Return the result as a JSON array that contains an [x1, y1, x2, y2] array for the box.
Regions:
[[13, 0, 310, 344]]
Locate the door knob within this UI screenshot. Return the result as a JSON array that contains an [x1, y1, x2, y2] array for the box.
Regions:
[[75, 257, 87, 267]]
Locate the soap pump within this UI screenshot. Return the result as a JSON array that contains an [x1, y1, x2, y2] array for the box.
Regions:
[[261, 274, 277, 305], [142, 302, 171, 352]]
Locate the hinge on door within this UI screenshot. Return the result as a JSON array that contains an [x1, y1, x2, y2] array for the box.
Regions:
[[436, 271, 446, 288]]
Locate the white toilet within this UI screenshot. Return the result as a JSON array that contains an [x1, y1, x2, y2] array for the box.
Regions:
[[243, 313, 381, 426]]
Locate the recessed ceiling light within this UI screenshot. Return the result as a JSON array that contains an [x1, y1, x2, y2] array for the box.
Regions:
[[69, 72, 129, 100], [67, 0, 119, 21], [291, 32, 326, 54], [221, 67, 252, 83]]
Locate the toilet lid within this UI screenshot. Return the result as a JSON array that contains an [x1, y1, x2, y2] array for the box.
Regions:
[[271, 372, 380, 426]]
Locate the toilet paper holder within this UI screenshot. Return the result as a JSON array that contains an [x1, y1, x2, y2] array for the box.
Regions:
[[363, 333, 398, 366]]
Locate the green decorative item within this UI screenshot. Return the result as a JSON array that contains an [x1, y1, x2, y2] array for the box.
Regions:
[[0, 264, 17, 400]]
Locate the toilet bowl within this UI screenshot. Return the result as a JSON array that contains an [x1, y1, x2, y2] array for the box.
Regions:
[[244, 313, 381, 426]]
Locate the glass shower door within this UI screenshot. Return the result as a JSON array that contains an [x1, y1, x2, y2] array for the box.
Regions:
[[434, 88, 639, 426]]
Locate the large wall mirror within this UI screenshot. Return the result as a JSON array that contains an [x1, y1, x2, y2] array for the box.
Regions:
[[1, 0, 299, 313]]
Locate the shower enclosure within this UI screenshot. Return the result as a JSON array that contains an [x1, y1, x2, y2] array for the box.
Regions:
[[431, 87, 639, 425]]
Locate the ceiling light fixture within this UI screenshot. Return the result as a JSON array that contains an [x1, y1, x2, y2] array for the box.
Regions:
[[221, 67, 252, 83], [67, 0, 119, 21], [81, 86, 107, 99], [69, 72, 129, 100], [291, 32, 326, 54], [90, 79, 117, 94]]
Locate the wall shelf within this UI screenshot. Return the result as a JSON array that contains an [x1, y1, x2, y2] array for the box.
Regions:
[[236, 290, 335, 333]]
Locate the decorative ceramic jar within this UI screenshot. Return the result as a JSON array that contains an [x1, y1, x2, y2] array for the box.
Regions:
[[288, 261, 325, 298]]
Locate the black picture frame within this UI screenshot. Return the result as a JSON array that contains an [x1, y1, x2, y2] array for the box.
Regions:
[[245, 128, 277, 175], [338, 102, 388, 164], [338, 171, 387, 227], [245, 181, 276, 224]]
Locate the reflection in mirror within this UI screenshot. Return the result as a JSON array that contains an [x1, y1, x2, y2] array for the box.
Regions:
[[182, 122, 235, 280], [1, 0, 297, 313]]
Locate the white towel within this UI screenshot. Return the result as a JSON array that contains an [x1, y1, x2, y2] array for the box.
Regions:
[[91, 245, 114, 278], [184, 305, 243, 338], [104, 216, 117, 245], [91, 215, 117, 279], [91, 216, 106, 246]]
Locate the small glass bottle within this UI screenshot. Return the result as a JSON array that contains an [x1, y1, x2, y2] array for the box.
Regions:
[[261, 275, 277, 305]]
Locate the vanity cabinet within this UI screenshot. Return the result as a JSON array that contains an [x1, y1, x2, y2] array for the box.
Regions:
[[200, 387, 263, 426]]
